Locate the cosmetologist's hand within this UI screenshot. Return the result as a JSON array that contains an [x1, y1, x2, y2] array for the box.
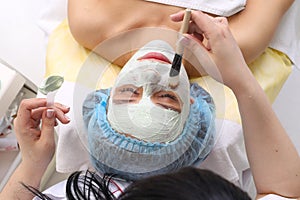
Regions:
[[13, 98, 70, 171], [171, 10, 253, 91]]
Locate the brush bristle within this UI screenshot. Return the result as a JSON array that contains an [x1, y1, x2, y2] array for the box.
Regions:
[[168, 76, 179, 89]]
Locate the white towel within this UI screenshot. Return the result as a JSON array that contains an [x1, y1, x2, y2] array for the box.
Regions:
[[198, 119, 256, 199], [36, 0, 67, 38], [270, 0, 300, 69], [144, 0, 246, 17]]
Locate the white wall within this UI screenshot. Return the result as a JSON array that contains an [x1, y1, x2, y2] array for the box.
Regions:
[[0, 1, 299, 154], [0, 0, 46, 85], [273, 68, 300, 153]]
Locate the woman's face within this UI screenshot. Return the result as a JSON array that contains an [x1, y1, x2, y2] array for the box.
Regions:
[[107, 40, 191, 143], [112, 84, 182, 112], [111, 53, 183, 113]]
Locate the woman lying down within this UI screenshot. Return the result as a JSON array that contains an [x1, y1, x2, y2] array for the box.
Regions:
[[0, 10, 299, 200], [81, 38, 216, 181]]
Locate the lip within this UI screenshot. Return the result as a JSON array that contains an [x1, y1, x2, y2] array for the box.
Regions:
[[138, 52, 171, 64]]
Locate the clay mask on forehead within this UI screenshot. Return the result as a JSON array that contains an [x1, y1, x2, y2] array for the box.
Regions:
[[107, 40, 190, 143]]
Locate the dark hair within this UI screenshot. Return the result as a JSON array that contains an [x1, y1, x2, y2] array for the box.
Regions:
[[23, 167, 250, 200], [22, 171, 116, 200], [65, 170, 116, 200], [118, 167, 251, 200]]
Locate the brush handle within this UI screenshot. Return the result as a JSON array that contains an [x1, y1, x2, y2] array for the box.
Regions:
[[169, 8, 192, 88], [179, 8, 191, 34], [176, 8, 191, 54]]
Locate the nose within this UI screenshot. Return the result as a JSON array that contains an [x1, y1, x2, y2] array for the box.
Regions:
[[140, 69, 161, 84], [138, 69, 162, 97]]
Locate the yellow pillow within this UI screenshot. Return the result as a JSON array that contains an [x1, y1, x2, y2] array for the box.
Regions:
[[46, 19, 292, 124]]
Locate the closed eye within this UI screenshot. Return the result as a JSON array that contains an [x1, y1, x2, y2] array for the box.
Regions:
[[119, 87, 140, 95], [152, 91, 181, 112], [159, 93, 178, 101], [112, 85, 142, 104]]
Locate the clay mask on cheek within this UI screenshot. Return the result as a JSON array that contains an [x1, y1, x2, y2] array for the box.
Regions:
[[108, 93, 182, 143], [107, 40, 191, 143]]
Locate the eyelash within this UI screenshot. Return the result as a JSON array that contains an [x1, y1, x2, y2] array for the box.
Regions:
[[120, 87, 139, 94], [118, 88, 177, 103], [159, 93, 177, 101]]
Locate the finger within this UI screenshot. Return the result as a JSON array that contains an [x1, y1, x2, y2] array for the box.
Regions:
[[187, 21, 203, 35], [40, 109, 56, 144], [31, 103, 70, 122], [15, 98, 47, 127], [18, 98, 47, 113], [170, 10, 185, 22], [53, 103, 70, 114], [189, 11, 219, 39], [54, 108, 70, 124], [32, 103, 70, 124], [187, 21, 205, 42], [31, 118, 41, 129], [183, 34, 208, 52], [213, 17, 228, 26], [31, 107, 47, 120], [192, 32, 205, 44], [28, 128, 41, 139]]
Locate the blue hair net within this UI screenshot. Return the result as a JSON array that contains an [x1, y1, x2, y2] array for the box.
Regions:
[[82, 83, 215, 180]]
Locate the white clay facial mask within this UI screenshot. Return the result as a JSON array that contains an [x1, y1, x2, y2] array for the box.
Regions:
[[107, 40, 190, 143]]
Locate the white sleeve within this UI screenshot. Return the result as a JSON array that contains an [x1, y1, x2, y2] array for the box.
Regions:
[[258, 194, 298, 200]]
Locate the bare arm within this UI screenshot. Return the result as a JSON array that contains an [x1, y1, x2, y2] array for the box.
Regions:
[[0, 163, 47, 200], [177, 10, 300, 198], [228, 0, 294, 63], [67, 0, 112, 50], [234, 68, 300, 198]]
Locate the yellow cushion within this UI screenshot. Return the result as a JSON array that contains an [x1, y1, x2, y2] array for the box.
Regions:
[[45, 19, 121, 89], [46, 19, 292, 124]]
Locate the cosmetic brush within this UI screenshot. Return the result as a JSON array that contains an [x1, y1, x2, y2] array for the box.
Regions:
[[168, 8, 191, 88]]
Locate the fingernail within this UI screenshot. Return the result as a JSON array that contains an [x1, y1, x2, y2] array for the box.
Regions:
[[47, 109, 55, 118], [65, 115, 71, 122], [62, 104, 70, 110]]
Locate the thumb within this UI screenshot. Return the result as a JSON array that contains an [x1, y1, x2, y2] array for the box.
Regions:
[[170, 10, 185, 22], [40, 109, 56, 143]]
